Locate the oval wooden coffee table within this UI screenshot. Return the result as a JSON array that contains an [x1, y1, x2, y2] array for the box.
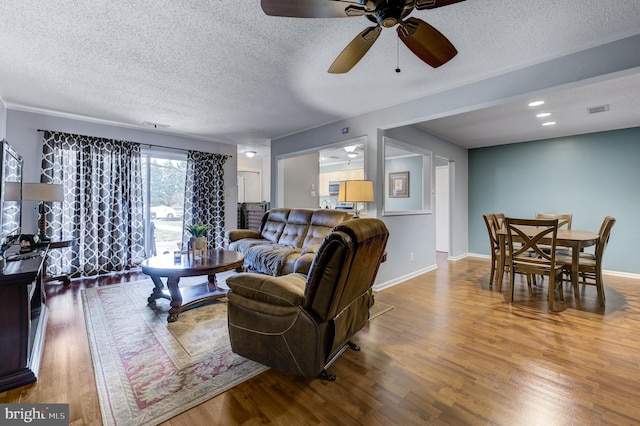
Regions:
[[141, 249, 244, 322]]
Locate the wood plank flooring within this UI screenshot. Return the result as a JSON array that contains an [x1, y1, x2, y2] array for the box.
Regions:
[[2, 253, 640, 425]]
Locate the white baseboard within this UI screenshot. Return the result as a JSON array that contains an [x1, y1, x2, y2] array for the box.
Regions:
[[465, 253, 491, 260], [448, 252, 475, 261], [374, 264, 438, 292], [374, 252, 640, 293]]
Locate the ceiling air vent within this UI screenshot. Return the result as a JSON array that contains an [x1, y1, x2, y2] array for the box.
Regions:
[[587, 104, 609, 115]]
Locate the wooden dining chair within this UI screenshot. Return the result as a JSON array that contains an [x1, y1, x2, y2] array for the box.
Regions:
[[557, 216, 616, 308], [535, 213, 572, 230], [535, 213, 573, 255], [505, 217, 564, 311], [482, 213, 504, 288], [494, 213, 505, 230]]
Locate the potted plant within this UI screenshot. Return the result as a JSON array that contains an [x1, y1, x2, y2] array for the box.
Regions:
[[186, 224, 210, 251]]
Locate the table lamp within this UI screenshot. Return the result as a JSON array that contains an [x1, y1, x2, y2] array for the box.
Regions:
[[338, 180, 374, 218], [23, 183, 64, 242]]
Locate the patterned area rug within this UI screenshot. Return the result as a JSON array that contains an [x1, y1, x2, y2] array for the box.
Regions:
[[82, 278, 268, 426]]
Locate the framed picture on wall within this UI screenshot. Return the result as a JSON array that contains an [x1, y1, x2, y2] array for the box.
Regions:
[[389, 171, 410, 198]]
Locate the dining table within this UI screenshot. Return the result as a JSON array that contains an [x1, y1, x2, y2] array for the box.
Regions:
[[496, 226, 600, 309]]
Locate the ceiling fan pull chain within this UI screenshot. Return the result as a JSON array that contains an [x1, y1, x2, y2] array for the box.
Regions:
[[396, 36, 401, 73]]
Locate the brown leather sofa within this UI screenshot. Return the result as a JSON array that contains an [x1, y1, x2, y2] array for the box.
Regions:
[[224, 208, 352, 276], [226, 218, 389, 380]]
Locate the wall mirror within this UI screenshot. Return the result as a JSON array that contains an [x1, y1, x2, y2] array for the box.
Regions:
[[382, 137, 432, 216]]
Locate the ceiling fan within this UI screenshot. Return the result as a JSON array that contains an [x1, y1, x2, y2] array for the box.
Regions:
[[261, 0, 465, 73]]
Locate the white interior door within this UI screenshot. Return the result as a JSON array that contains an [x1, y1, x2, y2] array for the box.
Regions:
[[238, 170, 261, 202]]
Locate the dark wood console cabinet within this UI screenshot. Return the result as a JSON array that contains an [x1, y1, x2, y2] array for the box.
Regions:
[[0, 248, 48, 392]]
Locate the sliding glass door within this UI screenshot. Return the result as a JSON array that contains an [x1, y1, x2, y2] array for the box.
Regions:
[[141, 149, 187, 256]]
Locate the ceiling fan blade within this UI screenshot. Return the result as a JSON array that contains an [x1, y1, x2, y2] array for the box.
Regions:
[[415, 0, 465, 10], [261, 0, 366, 18], [328, 25, 382, 74], [397, 17, 457, 68]]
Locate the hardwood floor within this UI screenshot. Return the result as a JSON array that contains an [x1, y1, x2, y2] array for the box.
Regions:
[[2, 253, 640, 425]]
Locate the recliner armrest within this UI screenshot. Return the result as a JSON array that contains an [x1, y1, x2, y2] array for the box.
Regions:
[[227, 272, 307, 307], [293, 253, 316, 275]]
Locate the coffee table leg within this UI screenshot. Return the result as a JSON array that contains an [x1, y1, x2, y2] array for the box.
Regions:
[[166, 276, 182, 322], [147, 275, 167, 305], [207, 274, 218, 289]]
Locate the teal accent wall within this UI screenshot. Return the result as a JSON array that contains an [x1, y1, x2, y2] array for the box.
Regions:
[[469, 127, 640, 274]]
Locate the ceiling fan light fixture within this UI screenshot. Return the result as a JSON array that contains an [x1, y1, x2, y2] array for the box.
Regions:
[[344, 145, 357, 153], [261, 0, 463, 73], [244, 150, 256, 158], [375, 4, 403, 28], [381, 17, 398, 28], [347, 152, 358, 158]]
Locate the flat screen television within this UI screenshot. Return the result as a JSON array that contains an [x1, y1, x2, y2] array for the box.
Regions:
[[1, 139, 23, 252]]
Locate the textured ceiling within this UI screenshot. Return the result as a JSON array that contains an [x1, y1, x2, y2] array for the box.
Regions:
[[1, 0, 640, 158]]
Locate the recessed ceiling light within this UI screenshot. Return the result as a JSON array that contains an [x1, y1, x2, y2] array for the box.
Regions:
[[536, 112, 551, 118], [244, 151, 256, 158], [528, 101, 545, 107], [542, 121, 556, 126]]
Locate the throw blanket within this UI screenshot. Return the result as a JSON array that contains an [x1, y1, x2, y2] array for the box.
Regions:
[[244, 244, 301, 276]]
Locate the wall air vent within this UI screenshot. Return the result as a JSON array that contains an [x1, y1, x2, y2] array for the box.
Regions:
[[587, 104, 609, 115]]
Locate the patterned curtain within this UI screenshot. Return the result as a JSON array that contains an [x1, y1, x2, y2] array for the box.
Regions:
[[182, 151, 229, 249], [41, 131, 145, 277]]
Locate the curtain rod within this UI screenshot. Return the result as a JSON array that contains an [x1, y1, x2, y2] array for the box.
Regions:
[[36, 129, 233, 157]]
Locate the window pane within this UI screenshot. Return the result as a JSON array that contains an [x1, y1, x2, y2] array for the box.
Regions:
[[142, 153, 187, 256]]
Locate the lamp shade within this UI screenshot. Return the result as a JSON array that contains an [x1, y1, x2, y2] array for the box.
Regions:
[[23, 183, 64, 202], [338, 180, 374, 203]]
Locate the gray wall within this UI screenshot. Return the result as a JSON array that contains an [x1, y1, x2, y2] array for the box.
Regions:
[[383, 125, 469, 282], [469, 127, 640, 274], [0, 101, 6, 139], [270, 123, 468, 287], [5, 109, 238, 235]]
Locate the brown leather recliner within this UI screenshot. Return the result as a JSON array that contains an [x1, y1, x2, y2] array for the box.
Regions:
[[226, 218, 389, 380]]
